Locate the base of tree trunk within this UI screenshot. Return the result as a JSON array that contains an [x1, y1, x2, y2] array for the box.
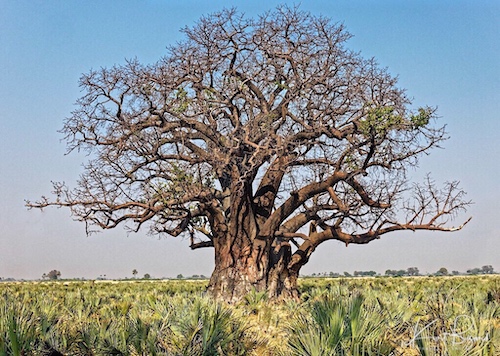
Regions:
[[206, 245, 300, 303], [206, 270, 300, 303]]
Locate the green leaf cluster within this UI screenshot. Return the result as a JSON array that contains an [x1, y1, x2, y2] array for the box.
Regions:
[[359, 106, 403, 137], [173, 87, 190, 114], [410, 107, 432, 129], [359, 105, 433, 138]]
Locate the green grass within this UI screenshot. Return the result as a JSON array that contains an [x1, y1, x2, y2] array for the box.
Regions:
[[0, 276, 498, 355]]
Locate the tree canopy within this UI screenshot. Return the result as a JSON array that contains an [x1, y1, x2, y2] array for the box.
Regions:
[[28, 6, 470, 301]]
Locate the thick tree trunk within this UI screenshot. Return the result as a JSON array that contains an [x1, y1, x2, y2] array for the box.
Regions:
[[206, 237, 300, 303], [206, 176, 302, 303], [266, 241, 301, 300]]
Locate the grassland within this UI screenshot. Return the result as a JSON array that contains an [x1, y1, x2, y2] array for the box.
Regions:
[[1, 275, 498, 355]]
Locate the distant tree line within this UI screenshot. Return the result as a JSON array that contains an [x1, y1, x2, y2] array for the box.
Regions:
[[0, 277, 16, 282], [303, 265, 496, 278], [467, 265, 495, 275], [2, 265, 495, 282], [175, 274, 208, 280]]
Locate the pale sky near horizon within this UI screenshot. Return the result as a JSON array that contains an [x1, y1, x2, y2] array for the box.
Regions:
[[1, 0, 498, 280]]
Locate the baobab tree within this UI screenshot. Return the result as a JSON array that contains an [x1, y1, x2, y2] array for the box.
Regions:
[[27, 6, 470, 302]]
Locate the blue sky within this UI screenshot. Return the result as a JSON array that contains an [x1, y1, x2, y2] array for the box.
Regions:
[[1, 0, 498, 279]]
